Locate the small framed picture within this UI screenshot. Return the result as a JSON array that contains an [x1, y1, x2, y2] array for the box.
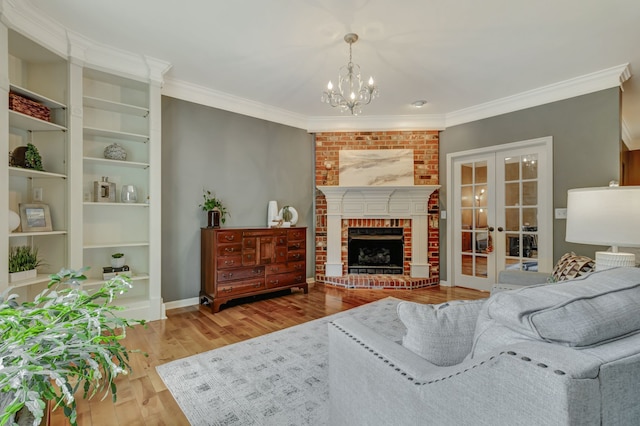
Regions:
[[19, 203, 53, 232]]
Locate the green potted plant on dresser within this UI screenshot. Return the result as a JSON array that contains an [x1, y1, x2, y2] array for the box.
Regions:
[[0, 268, 145, 426], [199, 189, 229, 228]]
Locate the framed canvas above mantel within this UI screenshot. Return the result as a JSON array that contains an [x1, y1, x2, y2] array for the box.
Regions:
[[338, 149, 414, 186]]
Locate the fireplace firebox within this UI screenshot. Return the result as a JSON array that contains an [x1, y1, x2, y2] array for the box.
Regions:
[[348, 228, 404, 275]]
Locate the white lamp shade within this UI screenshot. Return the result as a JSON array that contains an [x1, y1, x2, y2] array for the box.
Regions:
[[566, 186, 640, 247]]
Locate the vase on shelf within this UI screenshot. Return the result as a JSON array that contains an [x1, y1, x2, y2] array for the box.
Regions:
[[111, 256, 125, 269], [121, 185, 137, 203], [9, 269, 37, 283], [104, 143, 127, 161], [207, 209, 221, 228]]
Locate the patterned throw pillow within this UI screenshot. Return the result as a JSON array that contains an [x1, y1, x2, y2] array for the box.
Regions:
[[549, 252, 595, 282]]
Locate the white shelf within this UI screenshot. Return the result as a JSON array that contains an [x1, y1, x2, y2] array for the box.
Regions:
[[83, 126, 148, 143], [83, 242, 150, 250], [83, 156, 149, 169], [10, 230, 67, 238], [8, 273, 51, 289], [9, 166, 67, 179], [83, 96, 149, 117], [11, 84, 66, 109], [83, 201, 149, 207], [82, 273, 150, 287], [9, 110, 67, 132]]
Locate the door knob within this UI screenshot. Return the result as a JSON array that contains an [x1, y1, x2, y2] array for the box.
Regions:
[[488, 226, 494, 232], [497, 227, 504, 232]]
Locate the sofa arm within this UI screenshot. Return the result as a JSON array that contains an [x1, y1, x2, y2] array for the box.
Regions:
[[329, 317, 600, 426]]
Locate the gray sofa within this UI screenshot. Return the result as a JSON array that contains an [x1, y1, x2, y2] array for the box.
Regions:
[[328, 267, 640, 425]]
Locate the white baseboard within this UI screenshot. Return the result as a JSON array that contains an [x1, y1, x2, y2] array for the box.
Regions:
[[439, 280, 452, 287], [164, 297, 200, 311]]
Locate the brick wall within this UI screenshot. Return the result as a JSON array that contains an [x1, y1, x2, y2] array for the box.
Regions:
[[314, 130, 440, 283]]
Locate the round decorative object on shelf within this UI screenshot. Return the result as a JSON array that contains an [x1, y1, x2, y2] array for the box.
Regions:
[[121, 185, 138, 203], [8, 209, 20, 232], [104, 143, 127, 161], [278, 206, 298, 226]]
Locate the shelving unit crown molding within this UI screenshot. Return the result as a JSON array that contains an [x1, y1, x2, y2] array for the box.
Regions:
[[0, 0, 171, 83]]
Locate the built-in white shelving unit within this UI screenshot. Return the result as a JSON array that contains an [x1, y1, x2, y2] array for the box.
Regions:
[[1, 2, 168, 320]]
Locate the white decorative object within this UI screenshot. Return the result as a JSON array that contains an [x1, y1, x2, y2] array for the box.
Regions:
[[566, 186, 640, 270], [104, 143, 127, 161], [9, 268, 37, 283], [279, 206, 298, 226], [8, 209, 20, 232], [267, 200, 278, 227], [121, 185, 138, 203], [111, 255, 126, 268], [339, 149, 414, 186]]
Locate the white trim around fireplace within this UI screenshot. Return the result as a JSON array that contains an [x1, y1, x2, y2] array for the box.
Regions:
[[317, 185, 440, 278]]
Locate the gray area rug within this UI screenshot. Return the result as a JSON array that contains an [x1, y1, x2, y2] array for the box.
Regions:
[[156, 297, 405, 425]]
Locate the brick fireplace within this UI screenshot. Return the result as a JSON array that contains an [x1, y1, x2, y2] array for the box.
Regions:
[[315, 131, 440, 289]]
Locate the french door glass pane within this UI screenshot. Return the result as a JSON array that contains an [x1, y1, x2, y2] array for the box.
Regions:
[[460, 161, 489, 277], [503, 155, 539, 272]]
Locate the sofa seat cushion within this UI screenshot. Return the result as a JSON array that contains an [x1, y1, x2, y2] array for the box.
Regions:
[[470, 268, 640, 358], [398, 299, 486, 366]]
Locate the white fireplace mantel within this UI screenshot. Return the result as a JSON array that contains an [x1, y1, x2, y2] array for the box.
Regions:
[[317, 185, 440, 278]]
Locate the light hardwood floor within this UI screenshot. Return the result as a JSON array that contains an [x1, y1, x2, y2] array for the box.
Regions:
[[50, 283, 486, 425]]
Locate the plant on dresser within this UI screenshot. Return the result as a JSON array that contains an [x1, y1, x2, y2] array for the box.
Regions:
[[201, 227, 307, 312]]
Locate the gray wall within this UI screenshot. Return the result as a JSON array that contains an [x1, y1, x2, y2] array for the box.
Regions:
[[439, 88, 621, 281], [161, 96, 315, 302]]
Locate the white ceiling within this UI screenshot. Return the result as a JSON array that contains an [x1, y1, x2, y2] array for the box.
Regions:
[[25, 0, 640, 146]]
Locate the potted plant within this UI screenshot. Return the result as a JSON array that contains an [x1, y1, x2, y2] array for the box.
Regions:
[[0, 268, 145, 426], [111, 252, 125, 268], [199, 189, 229, 228], [8, 245, 43, 283], [24, 143, 43, 171]]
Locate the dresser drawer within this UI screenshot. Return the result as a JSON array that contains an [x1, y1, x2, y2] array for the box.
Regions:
[[275, 247, 287, 263], [217, 266, 265, 282], [287, 229, 305, 241], [217, 255, 242, 269], [217, 278, 265, 297], [217, 243, 242, 256], [287, 250, 305, 262], [265, 261, 305, 275], [287, 240, 304, 251], [217, 230, 242, 244], [266, 271, 306, 289]]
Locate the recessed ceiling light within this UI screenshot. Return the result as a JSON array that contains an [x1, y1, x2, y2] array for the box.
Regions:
[[411, 100, 428, 108]]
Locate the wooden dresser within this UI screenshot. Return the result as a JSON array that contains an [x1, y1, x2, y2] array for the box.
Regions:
[[200, 227, 308, 312]]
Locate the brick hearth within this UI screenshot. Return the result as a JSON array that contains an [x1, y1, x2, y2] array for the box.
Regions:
[[323, 274, 439, 290]]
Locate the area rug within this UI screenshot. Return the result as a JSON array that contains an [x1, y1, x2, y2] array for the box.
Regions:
[[156, 297, 406, 425]]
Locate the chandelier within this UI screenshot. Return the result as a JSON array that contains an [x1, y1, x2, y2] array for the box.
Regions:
[[321, 33, 379, 115]]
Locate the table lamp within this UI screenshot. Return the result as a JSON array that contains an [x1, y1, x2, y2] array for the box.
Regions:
[[565, 186, 640, 270]]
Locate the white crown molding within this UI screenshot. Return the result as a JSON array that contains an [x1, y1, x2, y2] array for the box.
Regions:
[[1, 0, 68, 57], [2, 0, 170, 82], [306, 114, 447, 133], [445, 63, 631, 128], [162, 77, 310, 130]]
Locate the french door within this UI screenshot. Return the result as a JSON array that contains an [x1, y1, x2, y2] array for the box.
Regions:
[[449, 137, 553, 291]]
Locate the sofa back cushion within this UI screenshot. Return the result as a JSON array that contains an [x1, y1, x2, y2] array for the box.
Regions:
[[398, 299, 485, 366], [470, 267, 640, 358]]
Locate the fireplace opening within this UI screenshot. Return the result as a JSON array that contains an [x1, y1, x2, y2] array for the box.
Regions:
[[348, 228, 404, 275]]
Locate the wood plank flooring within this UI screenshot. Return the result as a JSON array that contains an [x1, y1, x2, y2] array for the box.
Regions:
[[50, 283, 486, 425]]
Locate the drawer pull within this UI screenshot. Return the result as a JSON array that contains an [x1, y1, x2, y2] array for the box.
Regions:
[[253, 283, 261, 288], [224, 235, 235, 241], [225, 273, 233, 278], [221, 287, 233, 293], [224, 260, 235, 266], [292, 243, 301, 249], [253, 269, 261, 274], [270, 280, 279, 285], [247, 255, 253, 259], [292, 254, 301, 259], [295, 264, 302, 270], [225, 247, 235, 253], [271, 266, 280, 273]]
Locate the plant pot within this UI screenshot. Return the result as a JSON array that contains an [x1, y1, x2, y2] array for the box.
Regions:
[[111, 257, 125, 268], [207, 209, 221, 228], [9, 269, 37, 283]]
